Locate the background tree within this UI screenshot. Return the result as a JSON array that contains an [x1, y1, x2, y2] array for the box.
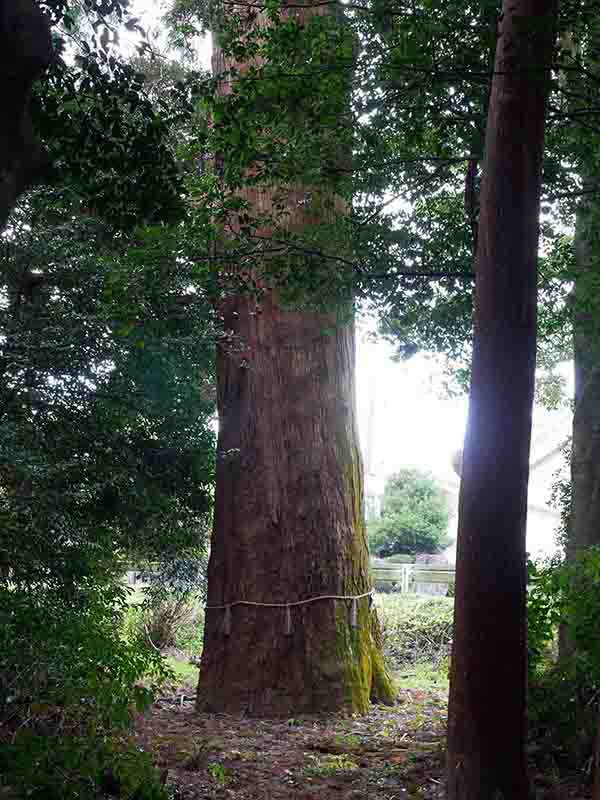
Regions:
[[562, 15, 600, 612], [368, 468, 450, 557]]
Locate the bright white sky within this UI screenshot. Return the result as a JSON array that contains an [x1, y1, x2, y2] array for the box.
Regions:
[[356, 330, 469, 479]]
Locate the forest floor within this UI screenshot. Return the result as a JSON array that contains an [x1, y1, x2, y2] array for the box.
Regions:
[[133, 664, 589, 800]]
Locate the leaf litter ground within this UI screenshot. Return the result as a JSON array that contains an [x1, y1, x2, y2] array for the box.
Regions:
[[134, 675, 589, 799]]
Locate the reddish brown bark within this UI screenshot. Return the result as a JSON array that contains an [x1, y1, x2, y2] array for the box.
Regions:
[[197, 2, 394, 715], [446, 2, 557, 798], [198, 292, 393, 714]]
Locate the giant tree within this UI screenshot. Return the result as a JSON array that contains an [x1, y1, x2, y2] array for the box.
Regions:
[[194, 0, 395, 714], [446, 2, 557, 798]]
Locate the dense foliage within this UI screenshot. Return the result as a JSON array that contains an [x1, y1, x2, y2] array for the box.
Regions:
[[368, 469, 450, 557], [0, 583, 171, 800], [164, 0, 600, 404], [1, 3, 218, 795], [527, 549, 600, 769], [2, 0, 600, 793]]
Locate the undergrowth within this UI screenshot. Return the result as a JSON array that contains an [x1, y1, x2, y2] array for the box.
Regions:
[[376, 593, 453, 674], [0, 582, 172, 800]]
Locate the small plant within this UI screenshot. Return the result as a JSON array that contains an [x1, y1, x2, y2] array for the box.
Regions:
[[526, 558, 562, 679], [127, 554, 207, 653], [333, 732, 360, 751], [184, 742, 209, 771], [207, 761, 231, 785], [306, 753, 359, 776], [124, 594, 204, 653]]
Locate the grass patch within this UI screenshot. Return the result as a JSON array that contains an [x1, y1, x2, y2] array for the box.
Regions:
[[165, 656, 199, 687], [375, 593, 453, 692], [305, 753, 360, 777], [392, 660, 449, 691], [376, 593, 453, 667]]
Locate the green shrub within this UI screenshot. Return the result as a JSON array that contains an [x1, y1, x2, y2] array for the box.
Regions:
[[173, 603, 205, 653], [527, 558, 562, 678], [0, 582, 172, 799], [527, 548, 600, 769], [368, 469, 450, 557], [529, 659, 599, 770], [127, 554, 207, 654], [124, 594, 204, 653], [376, 593, 454, 668]]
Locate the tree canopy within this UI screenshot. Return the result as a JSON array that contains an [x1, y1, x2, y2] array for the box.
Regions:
[[3, 0, 600, 795], [1, 4, 218, 794]]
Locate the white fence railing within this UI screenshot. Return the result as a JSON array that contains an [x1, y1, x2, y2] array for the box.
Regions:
[[123, 560, 455, 596], [370, 560, 455, 596]]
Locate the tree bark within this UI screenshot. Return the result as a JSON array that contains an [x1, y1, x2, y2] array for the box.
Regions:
[[0, 1, 53, 228], [568, 174, 600, 560], [558, 175, 600, 659], [197, 2, 395, 715], [593, 713, 600, 800], [446, 2, 557, 799]]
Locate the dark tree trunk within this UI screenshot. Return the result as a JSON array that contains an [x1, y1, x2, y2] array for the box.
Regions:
[[446, 2, 557, 798], [568, 175, 600, 560], [0, 1, 52, 228], [197, 3, 394, 716], [559, 175, 600, 658], [594, 714, 600, 800]]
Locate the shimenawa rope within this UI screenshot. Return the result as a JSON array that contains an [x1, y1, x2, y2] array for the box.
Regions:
[[205, 590, 374, 636]]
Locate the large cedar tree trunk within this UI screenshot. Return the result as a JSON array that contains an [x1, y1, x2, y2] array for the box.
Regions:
[[197, 3, 394, 716], [446, 2, 557, 798]]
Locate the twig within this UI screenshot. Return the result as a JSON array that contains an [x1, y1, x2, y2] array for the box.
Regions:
[[144, 624, 161, 652]]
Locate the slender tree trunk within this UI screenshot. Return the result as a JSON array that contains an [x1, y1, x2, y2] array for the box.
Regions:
[[197, 2, 395, 716], [559, 176, 600, 659], [567, 174, 600, 561], [559, 178, 600, 658], [446, 3, 557, 798], [559, 24, 600, 661], [593, 714, 600, 800]]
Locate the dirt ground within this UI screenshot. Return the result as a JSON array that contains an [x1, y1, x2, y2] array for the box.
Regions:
[[134, 682, 589, 800]]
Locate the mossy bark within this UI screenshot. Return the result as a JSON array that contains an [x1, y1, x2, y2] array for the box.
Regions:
[[198, 291, 395, 715], [198, 0, 394, 715]]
